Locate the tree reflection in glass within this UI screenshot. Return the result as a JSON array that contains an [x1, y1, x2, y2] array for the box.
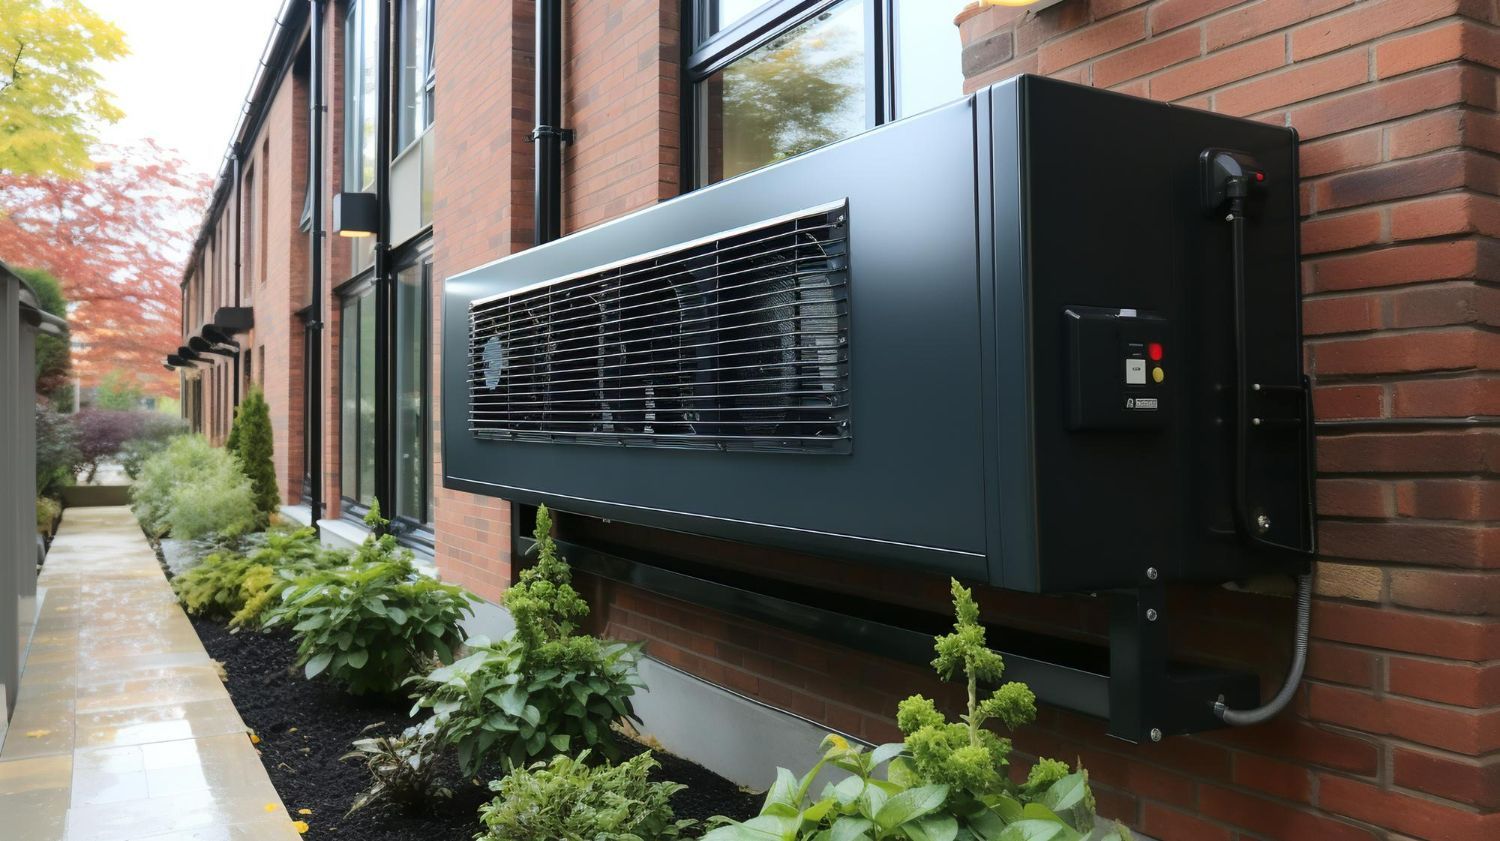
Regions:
[[704, 1, 865, 182]]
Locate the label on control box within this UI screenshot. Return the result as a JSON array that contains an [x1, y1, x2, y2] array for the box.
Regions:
[[1125, 358, 1147, 385]]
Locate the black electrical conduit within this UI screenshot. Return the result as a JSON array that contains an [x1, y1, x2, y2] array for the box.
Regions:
[[1215, 171, 1315, 726], [307, 0, 325, 521], [533, 0, 570, 245]]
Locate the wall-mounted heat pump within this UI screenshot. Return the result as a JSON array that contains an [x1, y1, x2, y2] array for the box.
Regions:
[[442, 75, 1314, 593]]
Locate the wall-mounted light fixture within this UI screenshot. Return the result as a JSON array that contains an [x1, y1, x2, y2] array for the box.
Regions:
[[332, 192, 379, 238]]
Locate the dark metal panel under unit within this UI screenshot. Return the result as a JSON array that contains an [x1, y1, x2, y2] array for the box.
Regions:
[[442, 75, 1314, 594]]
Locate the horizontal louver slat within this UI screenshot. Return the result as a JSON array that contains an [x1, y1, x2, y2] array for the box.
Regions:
[[467, 204, 852, 453]]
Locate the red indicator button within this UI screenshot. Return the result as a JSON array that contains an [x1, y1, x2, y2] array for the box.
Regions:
[[1148, 342, 1164, 361], [1255, 171, 1266, 182]]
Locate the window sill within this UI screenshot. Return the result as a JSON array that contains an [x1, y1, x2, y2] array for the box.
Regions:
[[316, 517, 438, 580]]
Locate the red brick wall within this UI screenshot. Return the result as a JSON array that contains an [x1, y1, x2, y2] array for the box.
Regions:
[[572, 3, 1500, 841], [427, 0, 535, 601]]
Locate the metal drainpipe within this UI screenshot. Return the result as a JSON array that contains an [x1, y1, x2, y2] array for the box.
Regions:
[[308, 0, 325, 522], [230, 147, 243, 409], [533, 0, 569, 245], [372, 0, 393, 523]]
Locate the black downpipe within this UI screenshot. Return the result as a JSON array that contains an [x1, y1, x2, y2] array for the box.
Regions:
[[308, 0, 325, 521], [532, 0, 569, 245], [230, 147, 243, 411], [372, 0, 393, 522]]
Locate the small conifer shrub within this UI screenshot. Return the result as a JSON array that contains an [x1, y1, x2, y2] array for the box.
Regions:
[[227, 386, 279, 518]]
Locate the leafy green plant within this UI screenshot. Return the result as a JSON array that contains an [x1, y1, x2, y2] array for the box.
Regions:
[[342, 720, 452, 816], [131, 434, 257, 539], [705, 581, 1128, 841], [119, 412, 188, 479], [172, 550, 264, 621], [263, 504, 475, 695], [173, 527, 345, 629], [409, 632, 643, 776], [409, 505, 645, 775], [476, 750, 693, 841], [226, 386, 279, 517], [36, 495, 61, 535]]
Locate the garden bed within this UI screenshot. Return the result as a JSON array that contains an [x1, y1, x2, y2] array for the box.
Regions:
[[191, 617, 762, 840]]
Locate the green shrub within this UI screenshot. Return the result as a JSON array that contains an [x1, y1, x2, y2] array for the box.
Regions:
[[172, 527, 343, 628], [119, 413, 188, 479], [477, 750, 693, 841], [264, 505, 475, 695], [131, 435, 257, 539], [172, 551, 265, 621], [35, 405, 79, 498], [36, 496, 61, 534], [409, 505, 644, 775], [342, 720, 452, 816], [410, 631, 643, 776], [227, 387, 279, 517], [704, 580, 1127, 841]]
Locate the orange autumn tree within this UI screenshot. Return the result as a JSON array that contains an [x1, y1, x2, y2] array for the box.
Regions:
[[0, 140, 209, 397]]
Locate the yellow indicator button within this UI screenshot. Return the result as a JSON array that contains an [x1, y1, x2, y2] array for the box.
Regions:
[[1152, 366, 1165, 383]]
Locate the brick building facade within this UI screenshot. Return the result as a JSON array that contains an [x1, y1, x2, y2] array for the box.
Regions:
[[175, 2, 1499, 838]]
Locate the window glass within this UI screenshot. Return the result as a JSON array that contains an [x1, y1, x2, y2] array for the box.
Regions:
[[394, 259, 429, 525], [396, 0, 433, 149], [708, 0, 765, 33], [339, 296, 359, 498], [895, 0, 969, 118], [344, 0, 378, 191], [357, 291, 377, 505], [700, 0, 865, 183]]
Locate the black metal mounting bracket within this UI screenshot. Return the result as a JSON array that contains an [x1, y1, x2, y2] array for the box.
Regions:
[[511, 504, 1261, 742], [528, 125, 575, 144], [1106, 573, 1259, 743]]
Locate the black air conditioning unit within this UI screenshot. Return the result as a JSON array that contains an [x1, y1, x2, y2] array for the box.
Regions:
[[443, 75, 1315, 594]]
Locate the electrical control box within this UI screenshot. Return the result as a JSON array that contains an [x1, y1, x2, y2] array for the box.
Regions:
[[441, 75, 1315, 593], [1064, 307, 1171, 430]]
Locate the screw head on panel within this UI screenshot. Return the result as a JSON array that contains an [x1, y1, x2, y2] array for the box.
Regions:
[[1256, 513, 1271, 533], [1145, 608, 1159, 622], [1146, 567, 1158, 581], [1149, 728, 1163, 742]]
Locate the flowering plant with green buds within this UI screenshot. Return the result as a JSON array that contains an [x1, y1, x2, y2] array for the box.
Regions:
[[705, 579, 1130, 841]]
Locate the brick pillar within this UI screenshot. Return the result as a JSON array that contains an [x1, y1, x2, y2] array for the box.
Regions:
[[957, 1, 1499, 839]]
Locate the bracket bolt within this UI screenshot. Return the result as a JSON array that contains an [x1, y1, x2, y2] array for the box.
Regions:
[[1149, 728, 1163, 742], [1146, 567, 1159, 581], [1256, 513, 1271, 533], [1145, 608, 1159, 622]]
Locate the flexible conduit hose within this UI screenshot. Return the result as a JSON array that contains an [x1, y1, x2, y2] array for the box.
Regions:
[[1215, 573, 1313, 726]]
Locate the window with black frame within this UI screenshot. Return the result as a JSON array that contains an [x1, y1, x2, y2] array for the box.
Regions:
[[690, 0, 971, 186], [339, 280, 377, 511], [392, 249, 433, 538], [396, 0, 435, 151]]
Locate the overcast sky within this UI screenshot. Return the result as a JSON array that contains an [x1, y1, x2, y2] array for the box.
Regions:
[[90, 0, 287, 179]]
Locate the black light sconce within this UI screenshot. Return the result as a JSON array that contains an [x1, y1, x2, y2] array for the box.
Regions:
[[166, 353, 202, 368], [188, 335, 238, 357], [332, 191, 378, 238], [202, 324, 238, 346]]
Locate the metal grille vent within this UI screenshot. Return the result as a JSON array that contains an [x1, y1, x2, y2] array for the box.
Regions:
[[468, 203, 851, 452]]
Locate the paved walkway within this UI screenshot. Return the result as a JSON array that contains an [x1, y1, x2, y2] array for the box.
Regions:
[[0, 507, 300, 841]]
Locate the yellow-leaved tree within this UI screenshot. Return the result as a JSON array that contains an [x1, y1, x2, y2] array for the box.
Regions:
[[0, 0, 126, 177]]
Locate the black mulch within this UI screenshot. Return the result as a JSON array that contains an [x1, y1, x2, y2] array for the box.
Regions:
[[191, 617, 762, 840]]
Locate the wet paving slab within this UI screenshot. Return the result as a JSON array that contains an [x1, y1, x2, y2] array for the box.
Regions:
[[0, 507, 301, 841]]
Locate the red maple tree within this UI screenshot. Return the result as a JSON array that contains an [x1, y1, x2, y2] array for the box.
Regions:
[[0, 141, 210, 397]]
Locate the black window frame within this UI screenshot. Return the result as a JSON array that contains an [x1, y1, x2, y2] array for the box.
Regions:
[[387, 238, 434, 548], [337, 271, 378, 521], [692, 0, 979, 188]]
